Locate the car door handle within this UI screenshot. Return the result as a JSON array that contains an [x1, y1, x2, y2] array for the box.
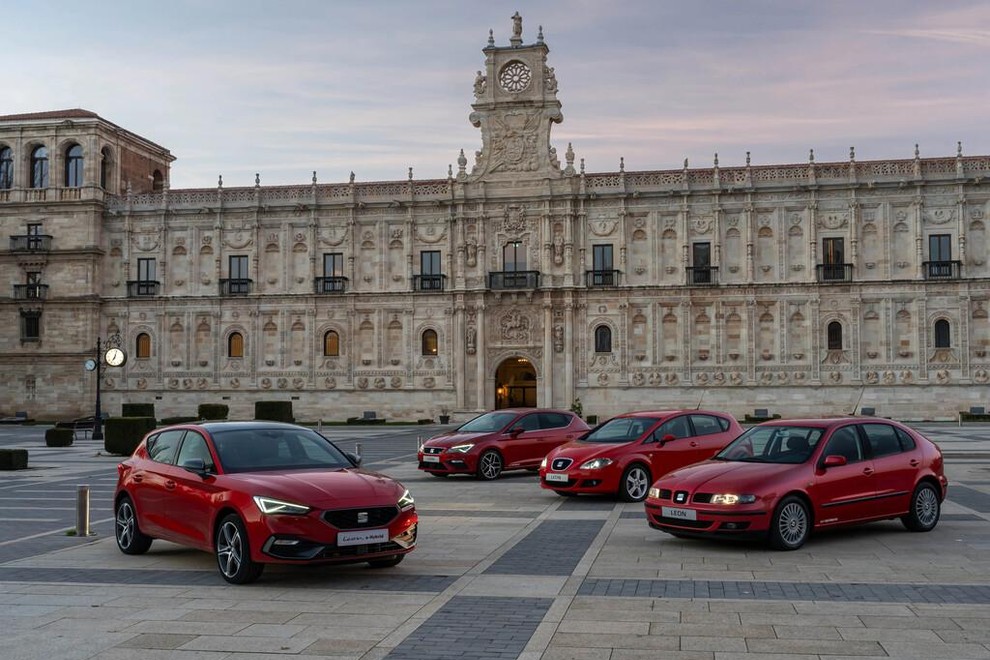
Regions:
[[689, 441, 698, 447], [862, 468, 874, 476], [132, 474, 143, 483], [909, 459, 920, 467], [164, 480, 176, 490]]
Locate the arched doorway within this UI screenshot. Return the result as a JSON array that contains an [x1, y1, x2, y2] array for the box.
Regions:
[[494, 356, 537, 409]]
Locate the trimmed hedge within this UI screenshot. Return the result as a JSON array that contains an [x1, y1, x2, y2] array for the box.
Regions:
[[198, 403, 229, 420], [104, 417, 157, 456], [45, 428, 74, 447], [122, 403, 155, 418], [346, 417, 386, 425], [0, 448, 28, 470], [744, 413, 782, 424], [960, 412, 990, 423], [255, 401, 294, 423], [160, 416, 199, 426]]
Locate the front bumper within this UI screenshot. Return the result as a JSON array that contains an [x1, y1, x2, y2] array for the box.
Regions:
[[417, 450, 477, 475], [644, 499, 769, 539], [538, 467, 621, 495]]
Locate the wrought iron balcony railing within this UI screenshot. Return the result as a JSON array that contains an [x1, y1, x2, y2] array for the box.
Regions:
[[314, 276, 348, 293], [585, 269, 622, 287], [686, 266, 719, 285], [816, 263, 853, 283], [13, 284, 49, 300], [413, 274, 446, 291], [923, 260, 961, 280], [127, 280, 160, 296], [220, 278, 253, 296], [9, 235, 53, 251], [488, 270, 540, 290]]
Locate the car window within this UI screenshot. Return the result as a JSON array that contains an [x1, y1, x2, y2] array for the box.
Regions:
[[658, 416, 691, 439], [689, 414, 723, 436], [823, 427, 863, 463], [211, 427, 352, 473], [539, 412, 569, 429], [458, 411, 518, 433], [862, 423, 902, 458], [584, 416, 660, 443], [148, 430, 185, 465], [715, 425, 823, 464], [515, 414, 541, 432], [175, 432, 215, 471], [895, 427, 917, 452]]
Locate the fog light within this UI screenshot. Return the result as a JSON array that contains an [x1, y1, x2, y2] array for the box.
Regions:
[[272, 538, 300, 546]]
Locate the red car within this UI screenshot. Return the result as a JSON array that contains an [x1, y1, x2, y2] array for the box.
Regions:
[[417, 409, 589, 480], [114, 421, 417, 584], [539, 410, 742, 501], [646, 417, 947, 550]]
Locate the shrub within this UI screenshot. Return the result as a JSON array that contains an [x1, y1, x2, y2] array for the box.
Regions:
[[104, 417, 157, 456], [255, 401, 294, 423], [45, 428, 74, 447], [122, 403, 155, 418], [417, 418, 434, 425], [346, 417, 387, 425], [198, 403, 229, 420], [586, 415, 599, 425], [160, 416, 199, 426], [0, 448, 28, 470], [959, 412, 990, 423], [744, 413, 782, 424]]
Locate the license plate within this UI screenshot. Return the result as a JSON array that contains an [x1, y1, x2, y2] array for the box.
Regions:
[[423, 455, 440, 463], [545, 472, 569, 483], [661, 506, 697, 521], [338, 528, 388, 546]]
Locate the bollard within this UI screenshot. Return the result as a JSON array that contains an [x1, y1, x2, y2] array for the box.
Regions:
[[76, 485, 90, 536], [355, 442, 362, 461], [417, 435, 422, 452], [318, 419, 323, 433]]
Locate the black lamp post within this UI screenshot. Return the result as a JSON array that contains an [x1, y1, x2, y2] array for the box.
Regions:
[[91, 332, 122, 442]]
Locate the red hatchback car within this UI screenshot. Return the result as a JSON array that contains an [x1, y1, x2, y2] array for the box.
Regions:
[[646, 417, 947, 550], [417, 409, 589, 480], [539, 410, 742, 501], [114, 421, 417, 584]]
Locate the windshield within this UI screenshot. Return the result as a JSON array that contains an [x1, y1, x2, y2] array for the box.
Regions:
[[457, 411, 518, 433], [582, 417, 660, 444], [211, 427, 353, 473], [715, 425, 824, 464]]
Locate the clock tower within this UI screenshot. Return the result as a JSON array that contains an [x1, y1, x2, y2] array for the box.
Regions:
[[467, 13, 565, 180]]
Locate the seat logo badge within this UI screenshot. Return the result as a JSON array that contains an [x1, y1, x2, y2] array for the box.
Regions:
[[675, 492, 687, 503], [357, 512, 369, 524]]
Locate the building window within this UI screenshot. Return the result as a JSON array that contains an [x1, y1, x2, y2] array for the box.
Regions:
[[324, 330, 340, 356], [589, 244, 616, 285], [152, 169, 164, 192], [0, 146, 12, 189], [136, 333, 152, 358], [228, 332, 244, 358], [324, 252, 343, 277], [31, 146, 49, 188], [422, 329, 438, 356], [827, 321, 843, 350], [503, 241, 526, 271], [100, 147, 112, 190], [26, 223, 43, 250], [20, 310, 41, 342], [690, 242, 713, 284], [934, 319, 951, 349], [594, 325, 612, 353], [926, 234, 955, 278], [225, 255, 250, 294], [138, 258, 157, 294], [65, 144, 83, 187], [418, 250, 443, 290]]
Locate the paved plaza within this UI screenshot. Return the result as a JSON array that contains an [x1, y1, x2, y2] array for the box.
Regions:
[[1, 422, 989, 659]]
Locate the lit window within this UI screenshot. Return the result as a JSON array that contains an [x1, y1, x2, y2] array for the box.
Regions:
[[31, 146, 49, 188], [422, 329, 438, 356], [324, 330, 340, 356], [65, 144, 83, 187], [136, 333, 152, 358], [228, 332, 244, 358]]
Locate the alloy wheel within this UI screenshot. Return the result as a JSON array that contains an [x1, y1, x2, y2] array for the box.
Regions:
[[776, 501, 808, 547], [624, 466, 649, 501], [115, 501, 135, 549], [914, 485, 939, 528], [216, 520, 244, 579], [479, 451, 503, 480]]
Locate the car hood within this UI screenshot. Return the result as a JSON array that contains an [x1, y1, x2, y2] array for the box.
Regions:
[[222, 469, 405, 509], [423, 431, 492, 448], [658, 460, 798, 492], [549, 440, 631, 463]]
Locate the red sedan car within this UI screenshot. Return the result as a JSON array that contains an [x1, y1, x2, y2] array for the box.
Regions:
[[417, 409, 589, 480], [646, 417, 947, 550], [539, 410, 742, 501], [114, 421, 417, 584]]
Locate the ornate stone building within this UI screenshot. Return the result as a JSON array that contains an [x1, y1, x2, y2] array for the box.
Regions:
[[2, 16, 988, 421]]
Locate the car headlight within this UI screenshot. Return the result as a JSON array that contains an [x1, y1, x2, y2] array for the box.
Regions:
[[540, 456, 547, 468], [580, 457, 613, 470], [252, 496, 311, 515], [398, 489, 415, 511], [710, 493, 757, 505], [648, 487, 661, 499], [448, 443, 474, 453]]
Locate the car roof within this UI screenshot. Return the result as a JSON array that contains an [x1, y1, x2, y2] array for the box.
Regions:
[[168, 421, 308, 433], [613, 409, 723, 418], [484, 408, 574, 415], [757, 416, 898, 428]]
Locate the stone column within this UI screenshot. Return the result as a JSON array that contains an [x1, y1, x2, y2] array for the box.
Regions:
[[543, 297, 553, 407], [476, 303, 487, 410]]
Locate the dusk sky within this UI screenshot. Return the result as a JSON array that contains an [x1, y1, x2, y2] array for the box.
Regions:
[[7, 1, 990, 188]]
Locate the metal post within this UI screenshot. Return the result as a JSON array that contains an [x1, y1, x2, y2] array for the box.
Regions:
[[76, 485, 91, 536], [92, 337, 104, 441], [354, 443, 362, 461]]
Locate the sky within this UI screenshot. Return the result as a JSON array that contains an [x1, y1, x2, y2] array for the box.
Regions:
[[6, 1, 990, 189]]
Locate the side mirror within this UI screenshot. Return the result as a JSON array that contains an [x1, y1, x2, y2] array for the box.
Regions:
[[345, 451, 362, 466], [658, 433, 676, 446], [822, 454, 847, 468], [180, 458, 211, 478], [509, 427, 525, 438]]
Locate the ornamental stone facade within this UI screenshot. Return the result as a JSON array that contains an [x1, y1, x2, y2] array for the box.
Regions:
[[1, 16, 988, 422]]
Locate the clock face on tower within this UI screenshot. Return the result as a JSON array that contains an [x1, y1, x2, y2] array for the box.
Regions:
[[105, 347, 127, 367]]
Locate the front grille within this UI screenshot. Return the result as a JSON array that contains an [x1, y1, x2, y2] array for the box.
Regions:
[[672, 490, 690, 505], [419, 461, 448, 471], [322, 541, 403, 558], [423, 446, 444, 455], [550, 457, 573, 471], [322, 506, 398, 530], [692, 493, 713, 504], [655, 516, 710, 529]]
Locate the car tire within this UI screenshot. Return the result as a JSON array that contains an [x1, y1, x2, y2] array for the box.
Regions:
[[476, 450, 503, 480], [901, 482, 941, 532], [769, 495, 811, 550], [619, 464, 651, 502], [114, 496, 153, 555], [368, 554, 404, 569], [215, 513, 264, 585]]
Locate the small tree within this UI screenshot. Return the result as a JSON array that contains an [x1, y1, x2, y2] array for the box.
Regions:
[[570, 397, 583, 418]]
